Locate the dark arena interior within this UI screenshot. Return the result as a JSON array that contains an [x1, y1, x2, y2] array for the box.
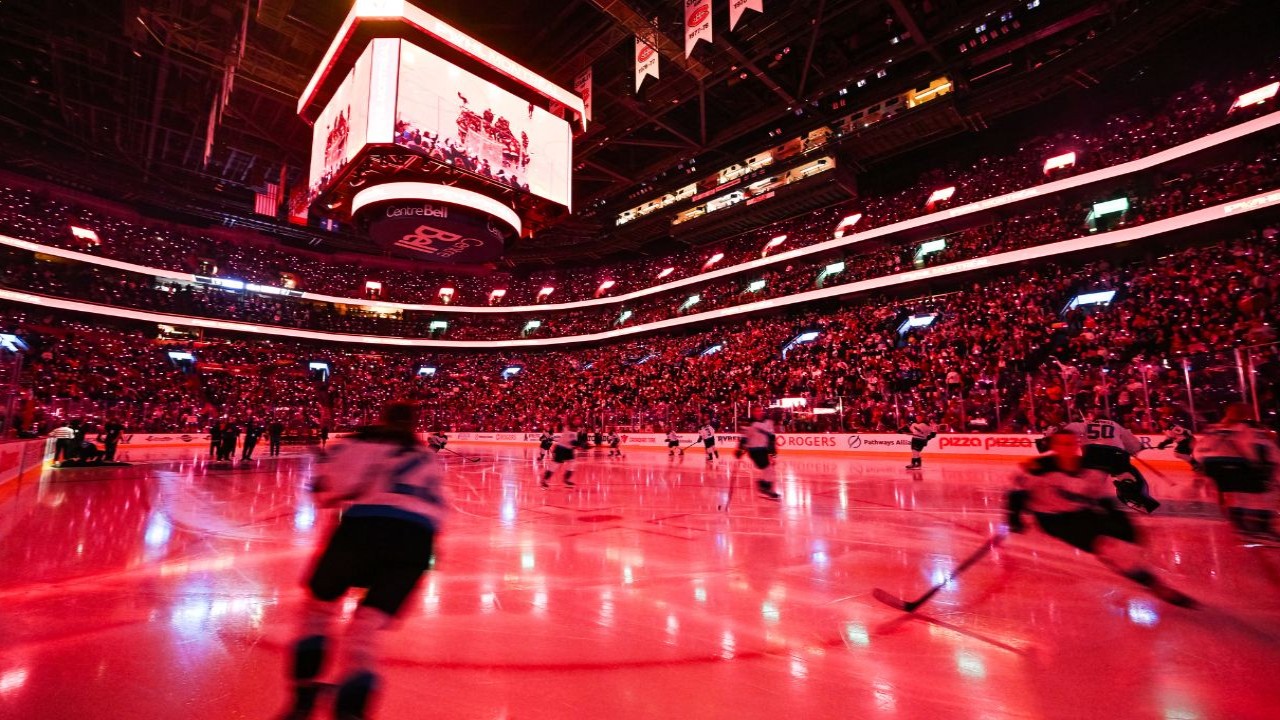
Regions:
[[2, 0, 1280, 718]]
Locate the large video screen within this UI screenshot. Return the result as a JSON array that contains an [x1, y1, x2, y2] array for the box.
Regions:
[[394, 42, 572, 209], [308, 45, 373, 200]]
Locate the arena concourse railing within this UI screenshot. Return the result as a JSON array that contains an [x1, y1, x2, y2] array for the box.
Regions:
[[2, 108, 1279, 316]]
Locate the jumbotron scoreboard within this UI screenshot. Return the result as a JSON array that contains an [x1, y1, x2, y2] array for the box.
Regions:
[[297, 0, 584, 264]]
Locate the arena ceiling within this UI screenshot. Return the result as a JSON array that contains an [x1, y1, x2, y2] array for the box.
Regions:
[[0, 0, 1242, 264]]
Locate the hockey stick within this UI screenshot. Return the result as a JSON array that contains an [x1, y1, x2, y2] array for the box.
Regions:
[[678, 439, 700, 456], [872, 532, 1007, 613], [716, 461, 739, 512], [1132, 456, 1168, 479], [442, 447, 484, 463]]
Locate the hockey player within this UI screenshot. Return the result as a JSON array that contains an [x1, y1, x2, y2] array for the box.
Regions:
[[427, 431, 448, 453], [902, 414, 937, 469], [1062, 413, 1159, 513], [606, 430, 623, 458], [666, 429, 681, 457], [737, 407, 781, 500], [699, 422, 719, 462], [536, 429, 554, 461], [541, 418, 582, 488], [1194, 403, 1279, 538], [1006, 430, 1195, 607], [281, 401, 446, 720], [1156, 421, 1199, 471]]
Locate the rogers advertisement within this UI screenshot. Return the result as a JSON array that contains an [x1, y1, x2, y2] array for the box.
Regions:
[[393, 42, 573, 209]]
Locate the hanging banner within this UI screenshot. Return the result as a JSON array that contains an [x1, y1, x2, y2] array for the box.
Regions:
[[729, 0, 763, 31], [635, 33, 659, 92], [684, 0, 712, 57], [574, 67, 593, 127]]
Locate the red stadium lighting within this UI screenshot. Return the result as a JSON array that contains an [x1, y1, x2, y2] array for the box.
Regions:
[[762, 235, 787, 257], [1043, 152, 1077, 174], [657, 267, 675, 279], [1232, 82, 1279, 110], [926, 186, 956, 206], [538, 286, 554, 299], [703, 252, 724, 269], [833, 214, 862, 239], [599, 280, 616, 290], [488, 288, 507, 305], [438, 287, 455, 304]]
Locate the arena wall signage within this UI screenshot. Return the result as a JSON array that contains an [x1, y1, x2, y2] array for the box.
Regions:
[[4, 184, 1278, 348]]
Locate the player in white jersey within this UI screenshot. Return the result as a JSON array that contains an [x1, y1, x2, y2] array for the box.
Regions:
[[541, 418, 582, 488], [699, 423, 719, 462], [666, 429, 681, 456], [902, 414, 937, 469], [281, 401, 447, 720], [1061, 415, 1159, 513], [1005, 430, 1194, 607], [737, 407, 781, 500], [1194, 404, 1279, 538], [536, 429, 554, 461], [427, 431, 448, 453], [1156, 421, 1198, 471], [606, 430, 623, 458]]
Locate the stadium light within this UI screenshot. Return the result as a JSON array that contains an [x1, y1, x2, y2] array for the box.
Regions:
[[833, 213, 862, 239], [522, 320, 541, 336], [438, 287, 455, 303], [897, 314, 937, 335], [926, 186, 956, 206], [703, 252, 724, 268], [1092, 198, 1130, 216], [502, 366, 522, 379], [681, 294, 701, 310], [657, 267, 675, 279], [747, 279, 767, 292], [617, 309, 633, 324], [762, 235, 787, 257], [782, 331, 821, 358], [817, 261, 846, 287], [700, 344, 723, 356], [488, 288, 506, 305], [0, 333, 30, 352], [538, 286, 554, 299], [595, 279, 616, 298], [69, 226, 99, 242], [1065, 290, 1117, 312], [1043, 152, 1077, 174], [1232, 82, 1279, 110], [916, 238, 947, 261], [417, 365, 437, 377], [166, 351, 195, 362], [429, 320, 448, 331]]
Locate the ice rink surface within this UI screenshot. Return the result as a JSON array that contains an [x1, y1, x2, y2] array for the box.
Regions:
[[1, 444, 1278, 720]]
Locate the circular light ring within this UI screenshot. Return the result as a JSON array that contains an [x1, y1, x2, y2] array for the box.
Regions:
[[351, 182, 522, 237]]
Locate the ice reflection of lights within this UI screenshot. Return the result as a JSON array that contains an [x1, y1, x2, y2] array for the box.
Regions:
[[761, 601, 780, 624], [532, 590, 548, 614], [1163, 707, 1201, 720], [665, 614, 679, 638], [789, 655, 808, 679], [873, 679, 896, 712], [293, 501, 316, 531], [600, 590, 614, 627], [144, 513, 172, 553], [521, 551, 536, 570], [1127, 598, 1160, 627], [160, 556, 235, 577], [720, 630, 735, 659], [811, 540, 830, 568], [955, 649, 986, 679], [481, 592, 498, 612], [0, 668, 28, 694], [623, 565, 634, 584], [844, 621, 870, 647], [170, 597, 269, 635], [694, 586, 707, 603]]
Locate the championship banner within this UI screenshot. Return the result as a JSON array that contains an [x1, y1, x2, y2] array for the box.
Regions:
[[635, 33, 659, 92], [574, 67, 593, 126], [685, 0, 712, 57], [729, 0, 763, 31]]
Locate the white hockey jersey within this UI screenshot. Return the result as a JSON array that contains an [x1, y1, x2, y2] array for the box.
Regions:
[[1012, 455, 1111, 514], [743, 420, 776, 450], [908, 422, 937, 440], [699, 425, 715, 441], [1194, 422, 1279, 467], [1062, 420, 1143, 455], [312, 432, 447, 531], [554, 428, 580, 449]]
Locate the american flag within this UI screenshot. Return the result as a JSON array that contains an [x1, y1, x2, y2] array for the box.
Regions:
[[254, 182, 280, 216]]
